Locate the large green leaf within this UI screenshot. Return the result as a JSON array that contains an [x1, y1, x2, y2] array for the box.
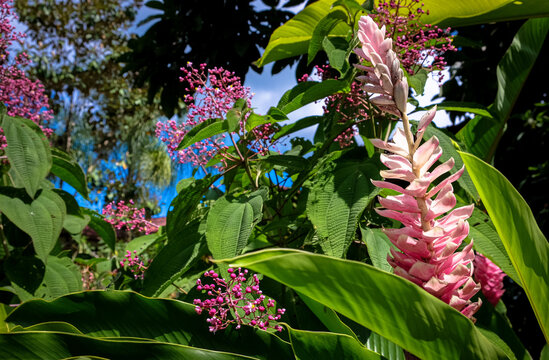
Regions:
[[167, 175, 217, 242], [307, 158, 380, 257], [256, 0, 354, 67], [81, 208, 116, 252], [5, 291, 293, 360], [361, 227, 392, 272], [0, 188, 65, 262], [460, 152, 549, 343], [142, 221, 207, 297], [177, 118, 230, 150], [0, 332, 255, 360], [289, 328, 383, 360], [223, 249, 508, 359], [2, 116, 51, 198], [39, 256, 83, 299], [206, 194, 259, 261], [277, 79, 348, 115], [273, 115, 322, 140], [50, 148, 89, 200], [468, 209, 521, 286], [457, 18, 549, 160], [422, 0, 549, 28]]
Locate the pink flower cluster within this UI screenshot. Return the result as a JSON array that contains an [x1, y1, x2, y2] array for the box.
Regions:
[[156, 63, 277, 170], [194, 268, 285, 333], [0, 0, 53, 150], [474, 254, 506, 306], [102, 199, 157, 235], [371, 108, 482, 319], [373, 0, 456, 78], [119, 250, 148, 280]]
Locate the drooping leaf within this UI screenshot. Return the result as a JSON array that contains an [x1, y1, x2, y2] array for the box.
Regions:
[[273, 115, 322, 140], [2, 115, 51, 198], [206, 195, 255, 260], [457, 18, 549, 161], [166, 175, 217, 241], [50, 148, 89, 200], [307, 158, 380, 257], [0, 332, 255, 360], [81, 208, 116, 252], [322, 36, 351, 76], [177, 118, 230, 150], [412, 101, 493, 118], [422, 0, 549, 28], [223, 249, 508, 359], [289, 327, 383, 360], [5, 291, 293, 359], [256, 0, 354, 67], [460, 152, 549, 343], [424, 125, 479, 201], [277, 79, 348, 115], [360, 227, 392, 272], [0, 188, 65, 262], [142, 221, 206, 297], [468, 209, 521, 286]]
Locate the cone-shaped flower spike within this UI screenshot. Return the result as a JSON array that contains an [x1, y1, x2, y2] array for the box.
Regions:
[[355, 15, 408, 117], [474, 254, 506, 306], [370, 107, 482, 319]]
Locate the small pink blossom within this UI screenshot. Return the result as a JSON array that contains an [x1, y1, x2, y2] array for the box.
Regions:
[[474, 254, 506, 306], [194, 268, 285, 333], [102, 199, 158, 235], [119, 250, 148, 280]]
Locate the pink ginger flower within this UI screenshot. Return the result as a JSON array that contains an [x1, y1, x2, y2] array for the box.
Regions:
[[355, 15, 408, 118], [194, 268, 285, 333], [474, 254, 506, 306], [370, 108, 482, 319]]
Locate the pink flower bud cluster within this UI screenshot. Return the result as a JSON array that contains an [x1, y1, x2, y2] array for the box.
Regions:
[[0, 0, 53, 151], [371, 107, 482, 319], [355, 15, 408, 117], [373, 0, 457, 78], [156, 63, 278, 170], [193, 268, 285, 333], [310, 66, 366, 148], [102, 199, 158, 235], [119, 250, 148, 280], [80, 266, 97, 290], [474, 254, 506, 306]]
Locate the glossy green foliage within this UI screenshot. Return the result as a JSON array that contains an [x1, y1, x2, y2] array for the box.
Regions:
[[50, 148, 89, 200], [461, 152, 549, 343], [223, 249, 508, 360]]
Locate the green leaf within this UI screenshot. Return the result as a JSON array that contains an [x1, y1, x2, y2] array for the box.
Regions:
[[245, 108, 288, 132], [39, 256, 83, 299], [206, 196, 255, 261], [177, 118, 230, 150], [412, 101, 493, 118], [289, 328, 383, 360], [424, 125, 480, 201], [468, 209, 521, 286], [125, 233, 164, 255], [308, 9, 349, 63], [365, 332, 405, 360], [256, 0, 353, 67], [2, 116, 51, 198], [541, 344, 549, 360], [166, 175, 217, 241], [422, 0, 549, 28], [50, 148, 89, 200], [361, 227, 392, 272], [142, 221, 206, 297], [0, 188, 65, 262], [277, 79, 348, 115], [63, 214, 90, 235], [273, 115, 322, 140], [457, 18, 549, 161], [307, 158, 380, 257], [223, 249, 508, 359], [460, 152, 549, 343], [406, 69, 429, 95], [81, 209, 116, 252], [322, 36, 350, 76], [6, 291, 293, 359], [4, 255, 45, 302], [261, 154, 310, 173], [0, 332, 255, 360]]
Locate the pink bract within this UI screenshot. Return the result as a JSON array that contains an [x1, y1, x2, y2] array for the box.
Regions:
[[474, 254, 506, 306]]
